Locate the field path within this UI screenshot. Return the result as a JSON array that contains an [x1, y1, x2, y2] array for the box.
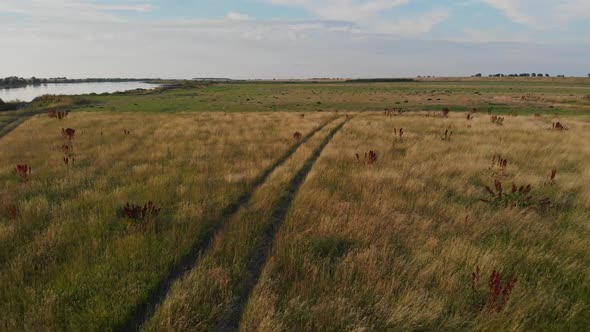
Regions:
[[117, 115, 339, 331], [215, 117, 350, 331]]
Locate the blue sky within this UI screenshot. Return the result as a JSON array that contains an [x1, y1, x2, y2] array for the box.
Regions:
[[0, 0, 589, 78]]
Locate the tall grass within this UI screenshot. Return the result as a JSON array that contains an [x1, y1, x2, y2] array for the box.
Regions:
[[0, 111, 333, 330], [242, 113, 590, 331], [144, 117, 347, 331]]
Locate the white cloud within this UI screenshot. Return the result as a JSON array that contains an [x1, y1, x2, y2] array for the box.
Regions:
[[267, 0, 409, 21], [266, 0, 450, 37], [482, 0, 590, 28], [226, 12, 252, 21], [371, 9, 450, 37], [0, 0, 154, 22]]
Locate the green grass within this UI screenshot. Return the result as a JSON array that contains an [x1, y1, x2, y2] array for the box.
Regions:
[[52, 79, 590, 116]]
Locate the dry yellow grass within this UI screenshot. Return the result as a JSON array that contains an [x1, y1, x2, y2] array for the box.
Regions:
[[242, 112, 590, 331], [144, 115, 348, 331], [0, 111, 334, 330]]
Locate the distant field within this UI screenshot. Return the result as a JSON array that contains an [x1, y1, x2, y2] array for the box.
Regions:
[[1, 80, 589, 330], [74, 79, 590, 115]]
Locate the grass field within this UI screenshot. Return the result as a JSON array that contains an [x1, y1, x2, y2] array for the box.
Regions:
[[1, 79, 589, 331]]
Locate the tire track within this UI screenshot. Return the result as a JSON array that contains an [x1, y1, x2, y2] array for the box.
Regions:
[[116, 116, 338, 331], [215, 117, 350, 331]]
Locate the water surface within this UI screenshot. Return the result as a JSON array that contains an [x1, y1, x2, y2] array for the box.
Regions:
[[0, 82, 159, 102]]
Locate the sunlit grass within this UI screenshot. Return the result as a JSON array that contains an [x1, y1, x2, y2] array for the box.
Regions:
[[0, 111, 333, 330], [242, 113, 590, 331]]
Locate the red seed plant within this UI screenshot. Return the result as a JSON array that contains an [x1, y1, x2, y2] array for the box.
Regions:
[[47, 110, 69, 120], [551, 122, 567, 131], [442, 129, 453, 141], [487, 270, 518, 313], [481, 180, 552, 211], [293, 132, 303, 140], [123, 129, 131, 136], [490, 115, 505, 126], [490, 154, 508, 176], [545, 169, 557, 185], [60, 141, 75, 167], [61, 128, 76, 140], [471, 266, 518, 313], [356, 150, 377, 165], [472, 266, 481, 292], [2, 204, 20, 219], [442, 108, 450, 117], [15, 164, 32, 182], [394, 128, 404, 140], [119, 201, 161, 221]]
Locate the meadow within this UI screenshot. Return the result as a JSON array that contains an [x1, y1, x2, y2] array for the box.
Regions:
[[1, 78, 589, 331]]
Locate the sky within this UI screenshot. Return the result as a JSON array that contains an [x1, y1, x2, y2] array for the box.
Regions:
[[0, 0, 589, 79]]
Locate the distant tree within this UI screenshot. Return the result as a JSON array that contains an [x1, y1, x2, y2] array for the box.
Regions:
[[545, 74, 550, 77], [0, 98, 4, 105], [531, 73, 536, 77], [474, 73, 482, 77], [588, 74, 590, 78]]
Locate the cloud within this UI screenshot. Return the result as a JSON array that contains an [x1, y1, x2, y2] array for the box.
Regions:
[[266, 0, 450, 37], [0, 0, 154, 22], [371, 9, 450, 37], [226, 12, 252, 21], [481, 0, 590, 28], [266, 0, 409, 21]]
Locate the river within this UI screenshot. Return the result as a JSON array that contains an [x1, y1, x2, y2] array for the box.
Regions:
[[0, 82, 160, 102]]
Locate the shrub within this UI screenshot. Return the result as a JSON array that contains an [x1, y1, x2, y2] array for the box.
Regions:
[[442, 108, 450, 117]]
